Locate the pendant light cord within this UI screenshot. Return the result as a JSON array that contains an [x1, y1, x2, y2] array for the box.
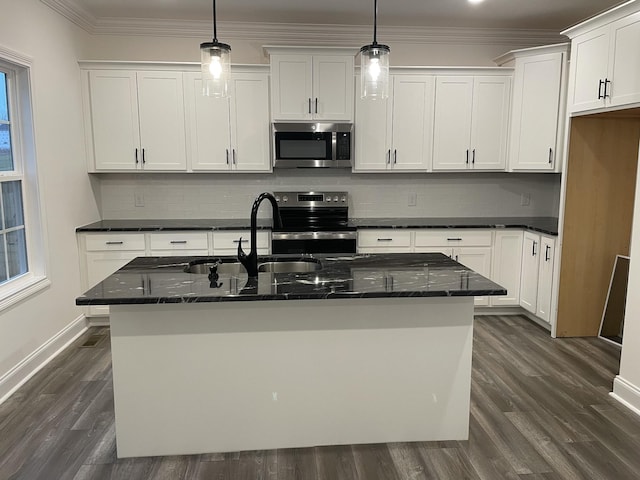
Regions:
[[213, 0, 218, 42], [373, 0, 378, 46]]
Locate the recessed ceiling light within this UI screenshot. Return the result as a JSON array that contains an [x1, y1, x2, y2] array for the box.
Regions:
[[468, 0, 485, 4]]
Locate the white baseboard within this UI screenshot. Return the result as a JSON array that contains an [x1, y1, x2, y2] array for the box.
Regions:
[[88, 316, 110, 327], [611, 376, 640, 418], [0, 315, 89, 405]]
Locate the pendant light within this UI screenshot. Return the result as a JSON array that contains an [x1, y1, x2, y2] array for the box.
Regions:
[[360, 0, 390, 100], [200, 0, 231, 97]]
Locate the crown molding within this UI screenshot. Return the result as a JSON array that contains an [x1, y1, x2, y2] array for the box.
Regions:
[[40, 0, 95, 32], [40, 0, 565, 47]]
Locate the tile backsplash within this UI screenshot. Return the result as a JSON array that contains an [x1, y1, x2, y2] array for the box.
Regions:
[[95, 171, 561, 220]]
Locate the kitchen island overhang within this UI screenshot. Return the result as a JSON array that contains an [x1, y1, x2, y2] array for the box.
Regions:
[[77, 253, 506, 458]]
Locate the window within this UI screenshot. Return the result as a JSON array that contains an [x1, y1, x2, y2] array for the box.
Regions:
[[0, 50, 47, 307], [0, 72, 28, 283]]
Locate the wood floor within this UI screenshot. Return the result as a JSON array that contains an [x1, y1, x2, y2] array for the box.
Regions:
[[1, 315, 640, 480]]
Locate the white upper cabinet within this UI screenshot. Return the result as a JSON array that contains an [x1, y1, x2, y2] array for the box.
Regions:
[[268, 48, 356, 122], [565, 5, 640, 114], [390, 75, 435, 171], [84, 69, 186, 172], [184, 69, 271, 172], [433, 75, 511, 171], [506, 47, 568, 172], [354, 74, 435, 172]]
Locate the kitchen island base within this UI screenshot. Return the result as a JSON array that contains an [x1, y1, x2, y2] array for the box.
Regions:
[[110, 296, 474, 458]]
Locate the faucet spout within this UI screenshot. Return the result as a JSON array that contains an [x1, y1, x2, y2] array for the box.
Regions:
[[238, 192, 282, 277]]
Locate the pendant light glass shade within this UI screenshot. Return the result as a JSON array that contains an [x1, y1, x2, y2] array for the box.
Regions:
[[200, 0, 231, 97], [360, 0, 390, 100], [360, 44, 390, 99], [200, 41, 231, 97]]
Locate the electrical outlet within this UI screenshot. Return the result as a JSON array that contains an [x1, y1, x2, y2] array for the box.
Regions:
[[134, 191, 145, 207], [520, 193, 530, 206], [408, 193, 417, 207]]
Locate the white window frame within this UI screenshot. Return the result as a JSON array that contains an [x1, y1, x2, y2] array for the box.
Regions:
[[0, 47, 49, 310]]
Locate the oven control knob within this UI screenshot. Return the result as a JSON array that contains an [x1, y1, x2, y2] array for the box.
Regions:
[[326, 197, 332, 202], [333, 196, 339, 202], [341, 196, 347, 203], [282, 196, 288, 202], [275, 196, 280, 202]]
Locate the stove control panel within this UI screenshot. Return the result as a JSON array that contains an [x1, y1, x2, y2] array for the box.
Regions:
[[273, 191, 349, 207]]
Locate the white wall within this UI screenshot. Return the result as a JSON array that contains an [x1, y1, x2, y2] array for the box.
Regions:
[[614, 144, 640, 416], [0, 0, 100, 397], [97, 172, 561, 220], [82, 32, 524, 66]]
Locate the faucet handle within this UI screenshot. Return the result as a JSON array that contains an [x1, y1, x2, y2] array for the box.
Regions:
[[237, 236, 247, 261]]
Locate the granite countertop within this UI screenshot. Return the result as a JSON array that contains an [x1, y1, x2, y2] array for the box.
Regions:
[[75, 218, 273, 232], [349, 217, 558, 235], [76, 253, 506, 305], [76, 217, 559, 235]]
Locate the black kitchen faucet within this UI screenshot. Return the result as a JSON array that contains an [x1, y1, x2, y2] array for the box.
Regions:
[[238, 192, 282, 277]]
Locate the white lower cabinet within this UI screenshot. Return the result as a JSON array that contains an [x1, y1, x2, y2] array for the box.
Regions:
[[520, 231, 556, 322], [212, 231, 270, 256], [491, 230, 524, 306], [414, 230, 493, 306], [82, 233, 146, 316], [357, 230, 413, 253], [148, 232, 209, 256]]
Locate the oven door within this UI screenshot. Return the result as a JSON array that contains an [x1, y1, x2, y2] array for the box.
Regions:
[[272, 232, 357, 254]]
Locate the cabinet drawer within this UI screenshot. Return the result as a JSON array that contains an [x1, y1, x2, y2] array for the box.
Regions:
[[213, 231, 270, 251], [357, 230, 412, 248], [149, 232, 209, 251], [85, 233, 146, 252], [414, 230, 492, 247]]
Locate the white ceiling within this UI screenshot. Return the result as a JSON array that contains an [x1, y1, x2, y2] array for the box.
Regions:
[[70, 0, 624, 31]]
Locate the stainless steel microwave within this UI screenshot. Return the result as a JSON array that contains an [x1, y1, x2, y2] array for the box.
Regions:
[[272, 123, 353, 169]]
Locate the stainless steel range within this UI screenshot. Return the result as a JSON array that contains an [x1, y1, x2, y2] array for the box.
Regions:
[[271, 191, 357, 254]]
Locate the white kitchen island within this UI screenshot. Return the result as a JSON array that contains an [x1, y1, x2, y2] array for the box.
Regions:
[[77, 253, 505, 458]]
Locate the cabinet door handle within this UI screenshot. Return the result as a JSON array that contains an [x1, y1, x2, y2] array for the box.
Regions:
[[532, 241, 538, 256], [447, 238, 463, 241], [170, 240, 188, 244], [545, 245, 551, 262], [393, 149, 397, 165], [106, 241, 124, 245], [472, 149, 476, 165], [315, 98, 318, 114], [135, 148, 139, 164], [549, 148, 553, 164], [604, 78, 611, 98], [598, 79, 605, 99], [142, 148, 146, 164], [386, 149, 391, 165], [377, 238, 393, 242], [466, 149, 469, 165], [232, 149, 237, 165], [226, 149, 229, 165], [308, 98, 312, 114]]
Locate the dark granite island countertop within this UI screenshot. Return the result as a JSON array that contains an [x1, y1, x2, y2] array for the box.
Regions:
[[76, 253, 506, 306]]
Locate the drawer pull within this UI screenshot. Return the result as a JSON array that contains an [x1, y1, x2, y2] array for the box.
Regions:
[[447, 238, 463, 241], [377, 238, 394, 242], [105, 241, 124, 245], [170, 240, 188, 244], [233, 239, 249, 243]]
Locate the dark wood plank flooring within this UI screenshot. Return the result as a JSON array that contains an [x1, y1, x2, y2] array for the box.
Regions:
[[1, 315, 639, 480]]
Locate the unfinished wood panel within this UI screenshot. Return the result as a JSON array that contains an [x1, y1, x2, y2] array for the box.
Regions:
[[557, 117, 640, 337]]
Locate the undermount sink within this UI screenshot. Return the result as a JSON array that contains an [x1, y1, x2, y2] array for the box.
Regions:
[[185, 258, 321, 275], [257, 260, 321, 273], [184, 261, 246, 275]]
